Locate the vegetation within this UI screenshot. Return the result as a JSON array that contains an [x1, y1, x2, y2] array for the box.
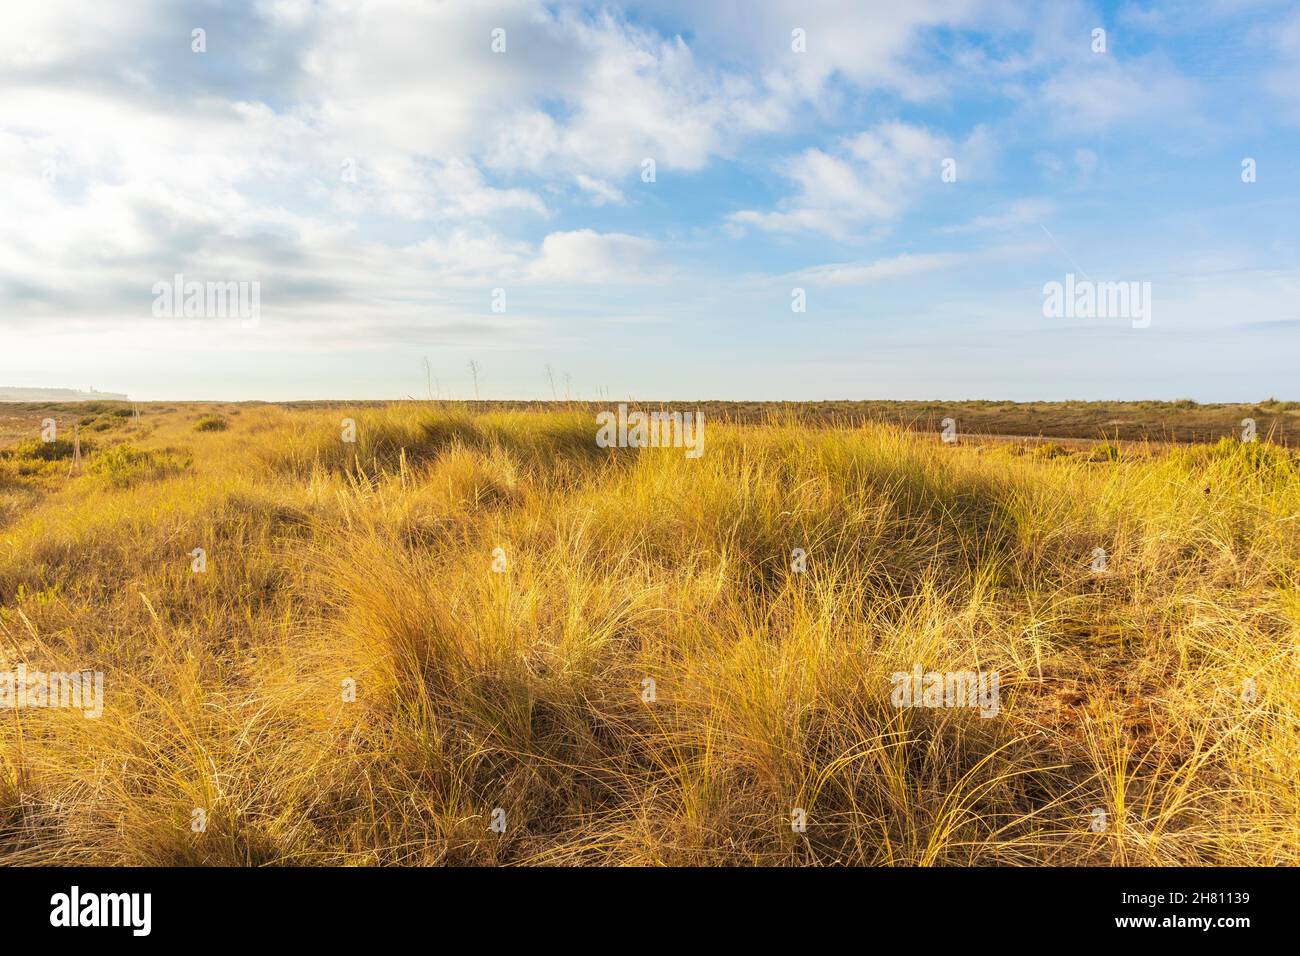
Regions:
[[0, 402, 1296, 864], [193, 415, 229, 432], [85, 444, 192, 489]]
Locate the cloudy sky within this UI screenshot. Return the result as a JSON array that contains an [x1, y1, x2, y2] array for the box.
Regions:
[[2, 0, 1298, 401]]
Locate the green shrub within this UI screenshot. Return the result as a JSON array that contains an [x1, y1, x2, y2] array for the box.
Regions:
[[86, 444, 192, 487], [1200, 436, 1295, 474], [194, 415, 229, 432], [2, 437, 82, 462], [0, 437, 93, 482]]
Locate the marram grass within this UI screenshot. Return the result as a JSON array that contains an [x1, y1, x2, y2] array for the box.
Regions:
[[0, 403, 1296, 865]]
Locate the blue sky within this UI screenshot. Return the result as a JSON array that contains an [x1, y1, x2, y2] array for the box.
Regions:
[[2, 0, 1298, 401]]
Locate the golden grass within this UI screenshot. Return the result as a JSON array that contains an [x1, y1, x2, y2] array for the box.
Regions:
[[0, 402, 1296, 865]]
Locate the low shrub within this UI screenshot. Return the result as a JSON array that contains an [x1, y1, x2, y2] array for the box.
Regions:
[[194, 415, 229, 432], [86, 444, 192, 487]]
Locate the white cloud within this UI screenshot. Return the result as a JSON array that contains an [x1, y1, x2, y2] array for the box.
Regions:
[[528, 230, 660, 283], [942, 197, 1056, 233], [786, 241, 1048, 285], [1040, 56, 1198, 130], [731, 122, 953, 237], [791, 251, 972, 285], [638, 0, 999, 102], [353, 157, 548, 221], [574, 174, 626, 206]]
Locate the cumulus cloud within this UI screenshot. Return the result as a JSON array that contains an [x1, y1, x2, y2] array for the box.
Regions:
[[731, 122, 954, 238], [528, 230, 660, 283]]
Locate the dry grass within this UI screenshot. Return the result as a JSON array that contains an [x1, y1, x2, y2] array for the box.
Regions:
[[0, 402, 1296, 865]]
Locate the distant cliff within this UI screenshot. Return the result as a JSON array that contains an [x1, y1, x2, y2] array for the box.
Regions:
[[0, 386, 129, 402]]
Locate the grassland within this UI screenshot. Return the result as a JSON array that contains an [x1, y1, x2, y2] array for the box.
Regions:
[[0, 400, 1297, 865]]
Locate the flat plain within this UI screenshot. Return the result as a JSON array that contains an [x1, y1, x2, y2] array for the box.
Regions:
[[0, 399, 1296, 864]]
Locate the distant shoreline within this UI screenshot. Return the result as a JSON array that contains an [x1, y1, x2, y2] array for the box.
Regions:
[[0, 388, 128, 402]]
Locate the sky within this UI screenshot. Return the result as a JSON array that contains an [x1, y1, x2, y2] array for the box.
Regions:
[[1, 0, 1298, 402]]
